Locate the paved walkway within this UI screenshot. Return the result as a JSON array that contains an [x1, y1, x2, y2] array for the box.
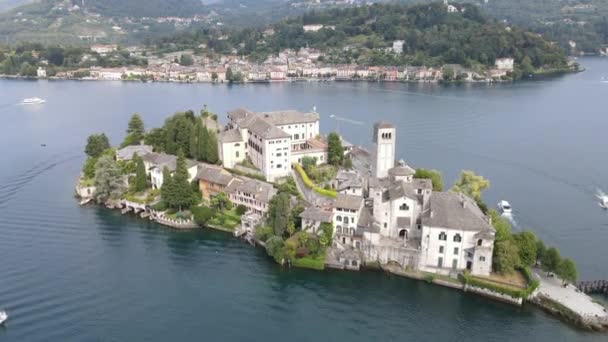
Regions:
[[533, 269, 608, 319]]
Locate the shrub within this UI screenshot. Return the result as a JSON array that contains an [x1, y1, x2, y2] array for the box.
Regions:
[[235, 204, 247, 216], [192, 206, 214, 226], [292, 254, 325, 270], [255, 225, 274, 242], [150, 201, 167, 211]]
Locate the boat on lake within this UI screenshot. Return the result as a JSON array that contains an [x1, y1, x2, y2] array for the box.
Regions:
[[0, 310, 7, 325], [498, 200, 512, 214], [21, 97, 46, 104]]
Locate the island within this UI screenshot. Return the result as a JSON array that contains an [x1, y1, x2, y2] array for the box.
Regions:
[[75, 106, 608, 332]]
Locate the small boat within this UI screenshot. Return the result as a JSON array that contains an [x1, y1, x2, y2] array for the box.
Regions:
[[498, 200, 512, 214], [21, 97, 46, 104], [0, 310, 7, 325]]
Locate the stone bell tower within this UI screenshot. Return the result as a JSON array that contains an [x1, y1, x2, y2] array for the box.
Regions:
[[372, 121, 396, 179]]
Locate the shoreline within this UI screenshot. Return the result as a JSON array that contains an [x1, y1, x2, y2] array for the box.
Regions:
[[0, 66, 581, 85], [84, 197, 608, 333]]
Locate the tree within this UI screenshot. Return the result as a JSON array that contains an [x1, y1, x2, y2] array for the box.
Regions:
[[301, 156, 317, 171], [513, 231, 537, 267], [327, 132, 344, 166], [451, 170, 490, 203], [206, 130, 219, 164], [122, 114, 145, 147], [85, 133, 111, 158], [542, 247, 561, 274], [211, 192, 231, 211], [179, 54, 193, 66], [211, 72, 218, 82], [536, 239, 547, 265], [493, 239, 520, 274], [343, 157, 353, 170], [82, 157, 97, 179], [556, 258, 577, 284], [171, 149, 194, 211], [226, 67, 233, 82], [414, 168, 443, 191], [236, 204, 247, 216], [520, 56, 535, 77], [134, 155, 147, 192], [192, 206, 214, 226], [144, 128, 165, 151], [442, 67, 454, 81], [267, 192, 291, 237], [93, 155, 125, 203], [160, 167, 175, 206], [197, 123, 210, 161]]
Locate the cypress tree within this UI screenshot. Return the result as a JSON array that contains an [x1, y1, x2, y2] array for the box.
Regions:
[[161, 166, 174, 207], [172, 149, 193, 211], [206, 130, 219, 164], [198, 124, 210, 162], [189, 120, 200, 160], [134, 155, 147, 192]]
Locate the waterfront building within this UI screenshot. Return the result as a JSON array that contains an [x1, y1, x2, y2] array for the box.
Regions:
[[224, 176, 277, 215], [221, 108, 324, 182], [300, 206, 333, 235], [116, 145, 153, 162], [141, 152, 198, 189], [196, 163, 236, 201]]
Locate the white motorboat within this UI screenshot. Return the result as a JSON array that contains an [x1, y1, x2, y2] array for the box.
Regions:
[[0, 310, 7, 325], [21, 97, 46, 104], [596, 189, 608, 209], [498, 200, 512, 214]]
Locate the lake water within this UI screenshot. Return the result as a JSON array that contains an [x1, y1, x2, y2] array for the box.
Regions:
[[0, 57, 607, 341]]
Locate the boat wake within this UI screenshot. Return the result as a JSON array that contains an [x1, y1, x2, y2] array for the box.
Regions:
[[0, 154, 80, 208], [596, 188, 608, 209]]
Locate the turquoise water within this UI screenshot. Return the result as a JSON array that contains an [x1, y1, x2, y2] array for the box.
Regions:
[[0, 57, 607, 341]]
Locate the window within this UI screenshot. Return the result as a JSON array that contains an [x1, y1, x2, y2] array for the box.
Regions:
[[383, 223, 387, 228], [234, 143, 240, 147], [438, 257, 443, 268], [477, 239, 483, 246], [416, 189, 422, 195], [336, 226, 342, 234], [399, 203, 409, 211], [336, 216, 342, 222], [454, 234, 462, 242], [351, 217, 355, 223], [439, 246, 444, 254], [355, 241, 360, 249], [454, 247, 459, 255], [350, 228, 355, 235], [276, 153, 282, 157], [417, 224, 422, 230], [276, 164, 282, 169], [294, 134, 299, 140], [479, 256, 486, 262], [439, 232, 447, 241], [351, 260, 358, 267], [235, 151, 239, 158], [452, 259, 458, 269]]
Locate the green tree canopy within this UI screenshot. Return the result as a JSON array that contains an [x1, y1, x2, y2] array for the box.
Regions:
[[133, 154, 147, 192], [414, 168, 443, 191], [513, 231, 538, 267], [327, 132, 344, 166], [451, 170, 490, 203], [267, 192, 291, 237], [542, 247, 561, 274], [93, 155, 125, 203], [170, 149, 194, 211], [122, 114, 145, 147], [192, 206, 214, 226], [85, 133, 111, 158], [556, 258, 577, 284], [492, 239, 520, 274]]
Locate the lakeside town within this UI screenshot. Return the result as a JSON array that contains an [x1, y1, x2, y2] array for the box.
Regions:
[[23, 43, 526, 84], [75, 106, 608, 331]]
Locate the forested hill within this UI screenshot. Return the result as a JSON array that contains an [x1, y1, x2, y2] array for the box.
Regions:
[[83, 0, 206, 18], [214, 2, 569, 70]]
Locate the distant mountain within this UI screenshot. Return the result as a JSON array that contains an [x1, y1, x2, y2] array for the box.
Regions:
[[0, 0, 34, 12], [82, 0, 206, 18]]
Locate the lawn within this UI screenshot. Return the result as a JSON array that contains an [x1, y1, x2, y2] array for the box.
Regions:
[[292, 252, 326, 271], [478, 271, 528, 289], [208, 208, 241, 231]]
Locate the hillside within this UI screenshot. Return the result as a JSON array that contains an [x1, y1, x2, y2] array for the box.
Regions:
[[177, 2, 569, 73], [468, 0, 608, 54]]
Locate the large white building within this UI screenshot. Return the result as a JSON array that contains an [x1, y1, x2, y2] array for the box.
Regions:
[[218, 108, 326, 182], [328, 121, 495, 276]]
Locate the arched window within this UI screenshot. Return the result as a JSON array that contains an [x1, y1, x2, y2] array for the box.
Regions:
[[477, 239, 483, 246], [336, 226, 342, 234], [399, 203, 409, 211], [350, 228, 355, 235], [336, 215, 342, 222], [453, 234, 462, 242], [439, 232, 447, 241]]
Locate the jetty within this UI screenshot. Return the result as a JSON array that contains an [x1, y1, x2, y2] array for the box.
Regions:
[[577, 280, 608, 296], [530, 269, 608, 331]]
